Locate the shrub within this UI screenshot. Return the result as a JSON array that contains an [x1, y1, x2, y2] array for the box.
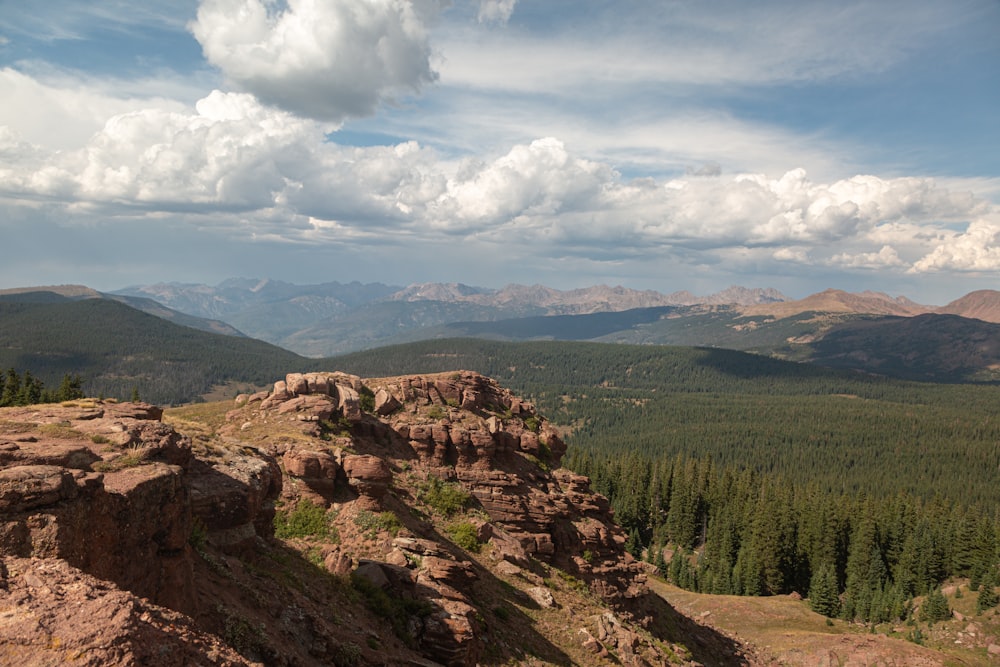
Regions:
[[418, 477, 470, 517], [351, 573, 432, 645], [447, 521, 481, 552], [274, 499, 335, 540], [189, 517, 208, 550], [333, 641, 361, 667], [358, 386, 375, 414]]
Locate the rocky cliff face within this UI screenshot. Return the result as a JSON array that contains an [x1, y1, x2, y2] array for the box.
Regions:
[[0, 374, 740, 666]]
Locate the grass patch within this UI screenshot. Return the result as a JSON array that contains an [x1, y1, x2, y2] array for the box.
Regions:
[[37, 422, 87, 440], [358, 386, 375, 414], [353, 510, 402, 538], [92, 446, 149, 471]]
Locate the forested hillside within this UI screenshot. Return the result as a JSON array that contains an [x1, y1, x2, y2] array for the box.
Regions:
[[335, 339, 1000, 623], [0, 299, 312, 404]]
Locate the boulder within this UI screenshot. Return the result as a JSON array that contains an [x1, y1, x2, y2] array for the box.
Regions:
[[336, 384, 362, 422], [342, 455, 392, 508], [374, 388, 401, 416], [527, 586, 556, 608]]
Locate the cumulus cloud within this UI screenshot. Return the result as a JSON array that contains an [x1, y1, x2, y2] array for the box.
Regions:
[[910, 219, 1000, 272], [1, 87, 996, 278], [433, 138, 614, 229], [0, 67, 192, 150], [189, 0, 441, 122], [0, 91, 323, 209], [830, 245, 906, 269], [478, 0, 517, 24]]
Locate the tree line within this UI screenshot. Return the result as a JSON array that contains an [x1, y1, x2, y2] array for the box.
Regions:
[[0, 368, 85, 407], [569, 449, 1000, 623]]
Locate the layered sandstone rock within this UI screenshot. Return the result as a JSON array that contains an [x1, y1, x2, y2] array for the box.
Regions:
[[229, 369, 659, 665], [0, 402, 280, 617], [0, 556, 251, 666]]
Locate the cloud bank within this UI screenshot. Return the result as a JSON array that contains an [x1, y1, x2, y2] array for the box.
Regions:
[[1, 88, 995, 277]]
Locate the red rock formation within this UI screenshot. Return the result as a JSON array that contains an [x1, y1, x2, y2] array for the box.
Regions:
[[0, 556, 251, 666]]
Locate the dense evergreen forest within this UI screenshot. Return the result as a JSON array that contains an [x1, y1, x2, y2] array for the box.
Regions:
[[336, 339, 1000, 621]]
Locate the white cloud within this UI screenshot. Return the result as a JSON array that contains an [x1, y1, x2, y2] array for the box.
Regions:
[[436, 1, 954, 94], [1, 81, 996, 279], [1, 90, 323, 209], [0, 67, 192, 150], [910, 218, 1000, 272], [190, 0, 442, 122], [830, 245, 906, 269], [477, 0, 517, 25], [433, 137, 613, 229]]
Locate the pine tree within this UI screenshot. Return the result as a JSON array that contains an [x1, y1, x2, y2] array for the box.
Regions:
[[1, 368, 20, 406], [19, 370, 42, 405], [976, 569, 999, 614], [808, 563, 841, 617], [55, 373, 84, 401], [919, 588, 950, 624]]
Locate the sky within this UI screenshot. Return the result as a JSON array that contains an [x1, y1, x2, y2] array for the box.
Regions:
[[1, 0, 998, 303]]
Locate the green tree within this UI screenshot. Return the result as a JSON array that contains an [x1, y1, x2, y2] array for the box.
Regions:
[[1, 368, 20, 406], [808, 563, 841, 617], [919, 588, 950, 624], [55, 373, 84, 401], [19, 370, 42, 405], [976, 569, 999, 614]]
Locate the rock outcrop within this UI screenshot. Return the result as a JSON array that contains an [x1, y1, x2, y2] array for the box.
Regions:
[[1, 374, 707, 666], [225, 370, 671, 665], [0, 400, 282, 663]]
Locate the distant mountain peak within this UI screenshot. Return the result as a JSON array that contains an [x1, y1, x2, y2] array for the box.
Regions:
[[742, 289, 928, 318], [937, 289, 1000, 323], [0, 284, 102, 299], [390, 282, 489, 301]]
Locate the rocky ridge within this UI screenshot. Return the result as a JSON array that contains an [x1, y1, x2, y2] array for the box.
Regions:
[[0, 374, 743, 665]]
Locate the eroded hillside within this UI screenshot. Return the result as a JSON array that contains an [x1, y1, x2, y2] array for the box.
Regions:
[[0, 372, 748, 666]]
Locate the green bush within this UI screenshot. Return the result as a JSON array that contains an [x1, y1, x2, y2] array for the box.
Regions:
[[418, 477, 470, 517], [358, 386, 375, 414], [447, 521, 481, 552], [274, 499, 335, 539]]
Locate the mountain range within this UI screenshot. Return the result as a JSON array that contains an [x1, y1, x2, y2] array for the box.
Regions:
[[3, 281, 1000, 386], [109, 279, 790, 355]]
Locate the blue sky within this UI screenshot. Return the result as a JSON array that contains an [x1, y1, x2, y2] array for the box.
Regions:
[[1, 0, 998, 303]]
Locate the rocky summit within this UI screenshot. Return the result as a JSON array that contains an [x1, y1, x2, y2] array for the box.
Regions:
[[0, 372, 747, 666]]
